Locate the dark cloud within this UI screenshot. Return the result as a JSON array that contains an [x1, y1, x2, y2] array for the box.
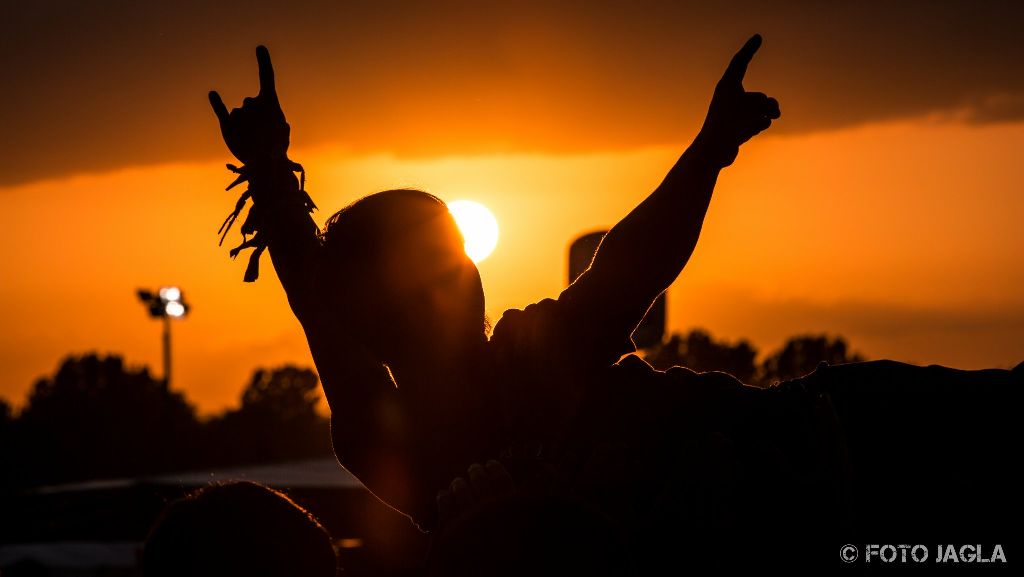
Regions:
[[961, 93, 1024, 124], [1, 0, 1022, 186]]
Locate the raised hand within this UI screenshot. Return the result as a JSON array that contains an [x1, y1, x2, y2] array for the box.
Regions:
[[209, 45, 291, 165], [208, 46, 313, 284], [697, 34, 780, 167]]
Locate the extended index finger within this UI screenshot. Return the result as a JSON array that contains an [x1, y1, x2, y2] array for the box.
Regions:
[[256, 45, 278, 102], [722, 34, 762, 84]]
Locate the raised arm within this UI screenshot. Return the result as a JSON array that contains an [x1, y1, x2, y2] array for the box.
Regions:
[[208, 47, 439, 529], [208, 46, 322, 324], [560, 35, 780, 345]]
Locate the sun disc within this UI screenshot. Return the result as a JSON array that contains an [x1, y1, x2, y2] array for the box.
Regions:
[[448, 200, 499, 263]]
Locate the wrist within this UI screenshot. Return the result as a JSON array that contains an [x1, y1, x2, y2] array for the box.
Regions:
[[246, 157, 301, 204], [691, 131, 737, 169], [245, 152, 292, 176]]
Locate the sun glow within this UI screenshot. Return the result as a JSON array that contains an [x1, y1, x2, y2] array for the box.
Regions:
[[448, 200, 499, 263]]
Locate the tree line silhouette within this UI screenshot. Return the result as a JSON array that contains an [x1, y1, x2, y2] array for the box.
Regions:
[[1, 357, 332, 492], [0, 330, 863, 493], [644, 329, 863, 385]]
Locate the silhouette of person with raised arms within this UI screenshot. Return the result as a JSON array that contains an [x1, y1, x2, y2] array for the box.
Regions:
[[208, 35, 776, 530], [207, 37, 1020, 555]]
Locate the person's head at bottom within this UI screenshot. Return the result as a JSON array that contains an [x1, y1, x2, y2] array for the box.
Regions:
[[142, 481, 337, 577]]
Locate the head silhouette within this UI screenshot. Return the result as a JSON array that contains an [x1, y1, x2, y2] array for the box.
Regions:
[[142, 481, 337, 577], [318, 189, 486, 372]]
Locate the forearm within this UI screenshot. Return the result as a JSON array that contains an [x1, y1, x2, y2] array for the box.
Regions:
[[566, 34, 777, 330], [208, 46, 434, 526], [246, 163, 428, 513], [245, 158, 322, 326], [248, 165, 410, 457], [574, 137, 723, 310]]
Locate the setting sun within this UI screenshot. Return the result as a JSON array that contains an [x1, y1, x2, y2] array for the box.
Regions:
[[448, 200, 499, 263]]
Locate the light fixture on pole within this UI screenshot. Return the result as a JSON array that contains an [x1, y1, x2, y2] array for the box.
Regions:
[[137, 286, 190, 388]]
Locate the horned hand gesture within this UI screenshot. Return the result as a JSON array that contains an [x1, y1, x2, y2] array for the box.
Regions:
[[209, 45, 291, 166], [697, 34, 781, 168]]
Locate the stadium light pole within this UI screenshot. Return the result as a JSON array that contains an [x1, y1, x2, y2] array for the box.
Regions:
[[137, 286, 190, 388]]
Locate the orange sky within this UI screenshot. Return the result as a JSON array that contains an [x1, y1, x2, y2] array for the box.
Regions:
[[2, 1, 1022, 413], [1, 117, 1021, 413]]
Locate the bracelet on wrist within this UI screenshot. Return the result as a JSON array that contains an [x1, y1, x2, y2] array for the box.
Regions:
[[216, 157, 316, 282]]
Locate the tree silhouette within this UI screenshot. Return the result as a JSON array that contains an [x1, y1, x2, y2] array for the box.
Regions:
[[0, 398, 13, 491], [210, 366, 332, 465], [14, 353, 201, 487], [642, 330, 868, 387], [759, 334, 865, 385], [643, 329, 758, 383], [241, 366, 324, 421]]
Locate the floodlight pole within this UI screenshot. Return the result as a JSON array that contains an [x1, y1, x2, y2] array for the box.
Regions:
[[163, 314, 172, 389], [136, 286, 188, 391]]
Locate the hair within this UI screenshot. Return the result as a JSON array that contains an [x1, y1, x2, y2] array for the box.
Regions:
[[315, 188, 493, 367], [316, 189, 480, 356], [318, 188, 449, 279], [142, 481, 337, 577]]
